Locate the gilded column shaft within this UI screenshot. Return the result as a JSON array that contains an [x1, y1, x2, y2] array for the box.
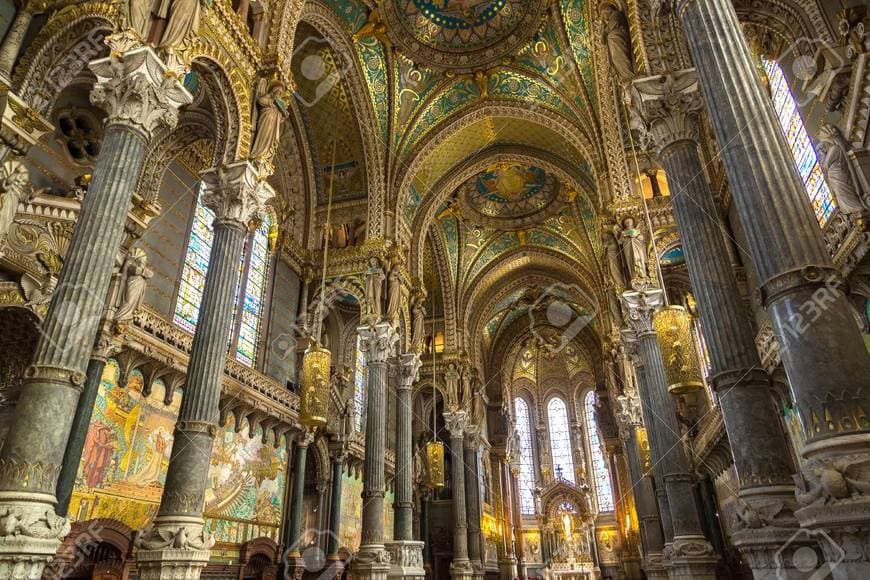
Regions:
[[674, 0, 870, 448]]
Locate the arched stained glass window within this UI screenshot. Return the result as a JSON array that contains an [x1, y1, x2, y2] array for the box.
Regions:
[[763, 58, 836, 225], [354, 335, 367, 432], [584, 391, 614, 512], [514, 397, 536, 515], [235, 214, 272, 366], [547, 397, 576, 484], [175, 185, 273, 367]]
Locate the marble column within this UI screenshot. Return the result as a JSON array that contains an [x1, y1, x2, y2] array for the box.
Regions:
[[632, 70, 804, 578], [496, 456, 517, 580], [614, 393, 667, 580], [387, 352, 425, 580], [674, 0, 870, 573], [0, 46, 189, 579], [0, 2, 42, 83], [621, 289, 719, 580], [445, 411, 472, 580], [135, 161, 274, 579], [352, 323, 399, 580], [510, 465, 527, 579], [326, 445, 346, 561], [463, 427, 484, 580], [284, 431, 315, 580]]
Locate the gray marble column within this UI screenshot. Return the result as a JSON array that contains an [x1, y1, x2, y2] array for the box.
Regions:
[[287, 432, 314, 552], [614, 393, 667, 580], [509, 465, 527, 579], [496, 455, 517, 580], [352, 322, 399, 580], [632, 70, 806, 577], [135, 161, 274, 579], [326, 445, 346, 560], [0, 46, 189, 579], [386, 352, 425, 580], [463, 427, 483, 580], [621, 289, 719, 580], [445, 411, 472, 580], [674, 0, 870, 573], [0, 2, 40, 83]]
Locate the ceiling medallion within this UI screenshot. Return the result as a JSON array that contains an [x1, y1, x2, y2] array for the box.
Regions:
[[457, 163, 566, 229], [382, 0, 548, 71]]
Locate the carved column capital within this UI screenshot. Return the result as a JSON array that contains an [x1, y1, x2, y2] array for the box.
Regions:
[[357, 322, 399, 364], [397, 352, 422, 390], [89, 47, 191, 140], [200, 160, 276, 226], [295, 428, 316, 448], [630, 69, 704, 154], [615, 389, 644, 433], [620, 288, 664, 337], [444, 410, 468, 439]]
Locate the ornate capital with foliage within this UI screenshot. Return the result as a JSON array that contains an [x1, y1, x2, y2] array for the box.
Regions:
[[444, 410, 469, 439], [630, 69, 704, 155], [398, 353, 422, 390], [200, 161, 276, 226], [357, 322, 399, 364], [89, 47, 191, 140], [620, 288, 664, 337]]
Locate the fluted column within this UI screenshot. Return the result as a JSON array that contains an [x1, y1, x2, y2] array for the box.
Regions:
[[621, 289, 718, 580], [463, 427, 483, 580], [632, 70, 804, 578], [509, 465, 527, 579], [673, 1, 870, 573], [135, 161, 274, 579], [353, 323, 399, 580], [0, 2, 43, 83], [614, 393, 667, 580], [289, 432, 315, 554], [496, 456, 517, 580], [327, 445, 346, 560], [386, 352, 425, 580], [0, 45, 189, 579], [445, 411, 472, 580]]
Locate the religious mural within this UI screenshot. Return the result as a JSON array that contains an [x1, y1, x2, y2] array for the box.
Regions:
[[203, 416, 288, 544], [70, 359, 180, 530], [338, 469, 394, 551]]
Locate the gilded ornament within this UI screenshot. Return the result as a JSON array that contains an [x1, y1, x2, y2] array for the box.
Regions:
[[300, 344, 331, 428], [424, 440, 446, 488], [652, 306, 704, 394]]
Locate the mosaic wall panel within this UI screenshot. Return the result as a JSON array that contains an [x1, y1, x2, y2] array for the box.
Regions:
[[70, 359, 180, 530], [337, 469, 394, 551]]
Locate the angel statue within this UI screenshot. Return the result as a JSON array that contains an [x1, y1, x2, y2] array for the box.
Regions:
[[613, 217, 647, 284], [115, 248, 154, 325], [364, 257, 385, 323], [250, 80, 288, 162]]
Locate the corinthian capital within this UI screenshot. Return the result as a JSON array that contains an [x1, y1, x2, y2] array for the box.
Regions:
[[200, 161, 276, 226], [358, 322, 399, 364], [630, 69, 704, 154], [444, 410, 468, 439], [89, 47, 192, 140], [620, 288, 664, 336], [398, 353, 422, 389], [615, 389, 644, 435]]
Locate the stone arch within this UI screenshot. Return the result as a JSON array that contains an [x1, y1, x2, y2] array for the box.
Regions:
[[187, 52, 249, 164]]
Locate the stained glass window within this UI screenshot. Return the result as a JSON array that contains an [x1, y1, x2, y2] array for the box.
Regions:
[[763, 58, 836, 225], [174, 184, 215, 332], [175, 186, 273, 368], [584, 391, 614, 512], [354, 335, 367, 432], [235, 214, 272, 366], [514, 397, 536, 515], [547, 397, 576, 484]]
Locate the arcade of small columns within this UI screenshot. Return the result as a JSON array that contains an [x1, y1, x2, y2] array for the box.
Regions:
[[0, 1, 868, 580]]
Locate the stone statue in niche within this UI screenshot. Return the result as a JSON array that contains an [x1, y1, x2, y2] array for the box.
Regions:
[[364, 257, 385, 323], [411, 297, 426, 353], [613, 217, 647, 284], [817, 123, 866, 214], [250, 80, 288, 162], [115, 248, 154, 325], [0, 160, 30, 247], [385, 267, 402, 327], [600, 4, 634, 81]]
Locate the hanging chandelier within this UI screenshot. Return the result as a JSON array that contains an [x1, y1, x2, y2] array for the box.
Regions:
[[424, 282, 445, 488], [653, 305, 704, 394]]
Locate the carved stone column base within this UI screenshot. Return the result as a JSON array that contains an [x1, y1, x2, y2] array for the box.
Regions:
[[733, 525, 821, 580], [353, 544, 392, 580], [386, 540, 425, 580], [471, 559, 484, 580], [497, 557, 516, 580], [664, 536, 718, 580], [643, 558, 669, 580], [134, 517, 214, 580], [0, 493, 70, 580], [449, 558, 474, 580], [795, 500, 870, 580]]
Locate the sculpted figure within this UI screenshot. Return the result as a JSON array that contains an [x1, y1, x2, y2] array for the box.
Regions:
[[817, 123, 866, 214], [614, 217, 647, 283], [602, 231, 625, 289], [601, 4, 634, 81], [385, 268, 401, 326], [411, 298, 426, 352], [250, 80, 287, 161], [154, 0, 201, 48], [364, 257, 385, 322], [115, 248, 153, 323], [128, 0, 152, 39], [0, 160, 30, 243]]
